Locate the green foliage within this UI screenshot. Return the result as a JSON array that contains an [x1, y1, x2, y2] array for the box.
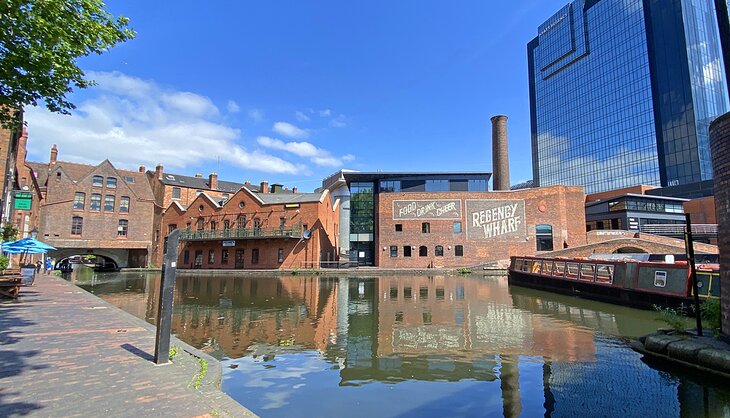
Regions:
[[2, 225, 18, 242], [0, 256, 8, 271], [193, 357, 208, 389], [457, 267, 472, 275], [699, 299, 722, 336], [0, 0, 135, 128], [169, 346, 179, 360], [654, 304, 690, 333]]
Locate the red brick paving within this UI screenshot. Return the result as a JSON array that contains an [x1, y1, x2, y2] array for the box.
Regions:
[[0, 274, 256, 417]]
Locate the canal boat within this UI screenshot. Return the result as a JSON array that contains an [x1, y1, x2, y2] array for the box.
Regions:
[[508, 256, 719, 310]]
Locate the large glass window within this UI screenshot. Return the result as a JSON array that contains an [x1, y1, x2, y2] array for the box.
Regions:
[[73, 192, 85, 210], [350, 182, 374, 234], [71, 217, 83, 235], [118, 219, 128, 237], [379, 180, 401, 192], [425, 179, 449, 192], [106, 177, 117, 188], [92, 176, 103, 187], [468, 179, 488, 191], [119, 196, 130, 213], [172, 187, 181, 199], [104, 195, 115, 212], [90, 193, 101, 211], [536, 224, 554, 251]]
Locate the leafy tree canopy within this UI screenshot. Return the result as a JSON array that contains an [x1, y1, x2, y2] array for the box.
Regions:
[[0, 0, 135, 128]]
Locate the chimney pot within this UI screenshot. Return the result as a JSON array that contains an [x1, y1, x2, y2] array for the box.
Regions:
[[209, 172, 218, 190], [292, 186, 298, 194], [245, 180, 251, 185], [195, 173, 202, 178], [260, 180, 269, 194], [155, 163, 163, 180], [139, 165, 146, 173], [50, 144, 58, 165]]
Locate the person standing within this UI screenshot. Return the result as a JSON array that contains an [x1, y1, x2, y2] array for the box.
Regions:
[[45, 257, 53, 274]]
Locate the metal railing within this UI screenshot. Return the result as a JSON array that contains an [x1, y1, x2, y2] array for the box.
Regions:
[[180, 225, 302, 241], [640, 224, 717, 237]]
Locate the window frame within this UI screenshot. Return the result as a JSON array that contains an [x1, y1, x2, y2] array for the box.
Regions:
[[117, 219, 128, 237], [90, 193, 102, 211], [104, 194, 115, 212], [71, 216, 83, 235], [73, 192, 85, 210], [106, 177, 117, 189], [119, 196, 130, 213], [92, 175, 103, 187]]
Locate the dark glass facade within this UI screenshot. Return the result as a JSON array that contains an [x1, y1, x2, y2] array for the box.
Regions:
[[529, 0, 730, 194]]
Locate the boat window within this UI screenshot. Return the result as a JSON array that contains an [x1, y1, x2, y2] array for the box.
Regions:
[[596, 264, 614, 284], [542, 261, 554, 275], [514, 258, 523, 271], [531, 260, 543, 274], [523, 260, 534, 273], [579, 263, 596, 282], [552, 261, 565, 277], [566, 262, 580, 279]]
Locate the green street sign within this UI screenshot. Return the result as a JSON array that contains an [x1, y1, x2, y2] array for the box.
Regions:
[[14, 192, 32, 210]]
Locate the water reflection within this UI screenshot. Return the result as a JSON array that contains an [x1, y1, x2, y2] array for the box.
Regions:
[[71, 269, 730, 418]]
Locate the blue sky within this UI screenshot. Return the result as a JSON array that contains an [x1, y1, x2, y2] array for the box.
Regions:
[[25, 1, 568, 191]]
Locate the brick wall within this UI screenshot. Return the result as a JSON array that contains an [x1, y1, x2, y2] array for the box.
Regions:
[[162, 188, 339, 269], [710, 112, 730, 338], [375, 185, 587, 268]]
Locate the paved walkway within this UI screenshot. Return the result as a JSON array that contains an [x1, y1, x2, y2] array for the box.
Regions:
[[0, 273, 256, 417]]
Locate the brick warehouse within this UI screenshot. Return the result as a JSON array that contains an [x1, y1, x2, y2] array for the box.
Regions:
[[375, 186, 586, 268], [161, 182, 339, 270], [709, 112, 730, 339]]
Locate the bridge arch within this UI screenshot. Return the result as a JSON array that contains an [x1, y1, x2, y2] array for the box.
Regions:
[[613, 246, 648, 254]]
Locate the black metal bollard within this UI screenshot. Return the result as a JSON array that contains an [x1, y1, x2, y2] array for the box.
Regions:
[[684, 213, 703, 337], [154, 229, 179, 364]]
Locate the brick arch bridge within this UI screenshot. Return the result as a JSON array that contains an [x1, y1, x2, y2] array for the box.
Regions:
[[546, 232, 718, 259], [46, 248, 131, 269]]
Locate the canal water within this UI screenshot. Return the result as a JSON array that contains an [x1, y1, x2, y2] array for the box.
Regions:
[[67, 268, 730, 418]]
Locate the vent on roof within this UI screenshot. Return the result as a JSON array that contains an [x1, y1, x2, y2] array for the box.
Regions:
[[124, 176, 135, 183], [166, 175, 175, 180]]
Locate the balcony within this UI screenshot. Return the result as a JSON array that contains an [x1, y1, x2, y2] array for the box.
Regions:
[[180, 225, 303, 241]]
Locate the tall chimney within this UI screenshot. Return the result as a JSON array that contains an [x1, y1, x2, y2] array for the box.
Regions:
[[292, 186, 298, 194], [244, 180, 251, 185], [139, 165, 146, 173], [155, 163, 163, 180], [491, 115, 510, 191], [260, 180, 269, 194], [209, 172, 218, 190], [194, 173, 202, 178], [50, 144, 58, 165]]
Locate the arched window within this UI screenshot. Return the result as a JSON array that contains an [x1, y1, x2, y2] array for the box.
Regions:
[[435, 245, 444, 256], [92, 175, 103, 187], [71, 217, 83, 235], [536, 224, 554, 251], [419, 245, 428, 257], [106, 177, 117, 188], [196, 217, 204, 231], [422, 222, 430, 233]]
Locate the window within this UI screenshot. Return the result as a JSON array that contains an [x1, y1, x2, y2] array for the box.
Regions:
[[435, 245, 444, 256], [73, 192, 85, 210], [104, 195, 115, 212], [117, 220, 128, 237], [453, 221, 462, 233], [168, 224, 177, 234], [90, 193, 101, 211], [395, 224, 403, 232], [196, 217, 204, 231], [279, 217, 286, 229], [120, 196, 130, 213], [390, 246, 398, 257], [455, 245, 463, 256], [278, 248, 284, 263], [379, 180, 401, 192], [71, 217, 83, 235], [183, 250, 190, 264], [419, 246, 428, 256], [208, 250, 215, 264], [403, 246, 412, 257], [210, 221, 216, 231], [425, 179, 449, 192], [172, 187, 181, 199], [124, 176, 135, 183], [468, 179, 487, 192], [223, 220, 230, 230], [92, 175, 103, 187], [422, 222, 430, 233], [237, 215, 246, 228], [536, 224, 554, 251], [106, 177, 117, 188], [221, 193, 229, 203], [222, 249, 229, 264], [252, 248, 259, 264]]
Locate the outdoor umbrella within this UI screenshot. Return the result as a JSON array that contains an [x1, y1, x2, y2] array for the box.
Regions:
[[2, 238, 56, 265]]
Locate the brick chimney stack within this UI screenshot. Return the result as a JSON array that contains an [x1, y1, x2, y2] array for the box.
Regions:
[[194, 173, 202, 178], [139, 165, 146, 173], [292, 186, 298, 194], [155, 163, 163, 180], [260, 180, 269, 194], [244, 180, 251, 185], [50, 144, 58, 165], [209, 172, 218, 190], [491, 115, 510, 191]]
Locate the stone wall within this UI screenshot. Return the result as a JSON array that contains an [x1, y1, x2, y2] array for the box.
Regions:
[[709, 112, 730, 338]]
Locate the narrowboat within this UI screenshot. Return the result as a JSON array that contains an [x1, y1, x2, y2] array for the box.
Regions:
[[508, 256, 719, 310]]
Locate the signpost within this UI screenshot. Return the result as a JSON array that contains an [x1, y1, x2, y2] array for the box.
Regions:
[[684, 213, 703, 337], [13, 192, 32, 210], [154, 229, 179, 364]]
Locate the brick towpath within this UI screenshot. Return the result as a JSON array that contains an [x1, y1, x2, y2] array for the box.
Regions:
[[0, 274, 256, 417]]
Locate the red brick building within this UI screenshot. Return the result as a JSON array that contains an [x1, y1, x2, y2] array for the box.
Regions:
[[161, 183, 339, 270], [28, 146, 157, 268]]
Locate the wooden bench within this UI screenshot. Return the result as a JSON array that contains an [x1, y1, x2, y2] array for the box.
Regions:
[[0, 276, 22, 299]]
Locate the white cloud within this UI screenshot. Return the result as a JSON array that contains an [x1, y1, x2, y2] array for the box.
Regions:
[[257, 136, 346, 167], [295, 111, 310, 122], [342, 154, 355, 162], [248, 108, 264, 123], [272, 121, 309, 139], [318, 109, 331, 117], [227, 100, 240, 113], [329, 114, 348, 128], [24, 71, 303, 175]]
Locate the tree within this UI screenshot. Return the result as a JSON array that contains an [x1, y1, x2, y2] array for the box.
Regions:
[[2, 224, 18, 242], [0, 0, 135, 128]]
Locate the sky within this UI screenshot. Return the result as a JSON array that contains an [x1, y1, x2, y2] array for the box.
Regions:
[[24, 0, 569, 192]]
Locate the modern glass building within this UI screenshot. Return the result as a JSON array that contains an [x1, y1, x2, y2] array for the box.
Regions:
[[529, 0, 730, 194]]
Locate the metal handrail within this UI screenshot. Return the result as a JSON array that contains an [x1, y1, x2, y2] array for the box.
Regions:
[[179, 224, 302, 241], [640, 224, 717, 235]]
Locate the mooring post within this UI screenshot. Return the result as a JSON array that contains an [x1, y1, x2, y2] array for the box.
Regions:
[[154, 229, 179, 364], [684, 213, 703, 337]]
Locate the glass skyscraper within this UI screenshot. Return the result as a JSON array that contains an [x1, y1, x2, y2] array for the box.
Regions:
[[529, 0, 730, 194]]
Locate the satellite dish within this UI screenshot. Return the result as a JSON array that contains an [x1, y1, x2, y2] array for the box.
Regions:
[[302, 230, 312, 240]]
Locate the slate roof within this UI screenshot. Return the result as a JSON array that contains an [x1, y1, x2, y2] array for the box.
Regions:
[[154, 172, 258, 194], [257, 192, 324, 205]]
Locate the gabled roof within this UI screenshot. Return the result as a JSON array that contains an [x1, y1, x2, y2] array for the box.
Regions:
[[154, 172, 257, 194], [257, 192, 325, 205]]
